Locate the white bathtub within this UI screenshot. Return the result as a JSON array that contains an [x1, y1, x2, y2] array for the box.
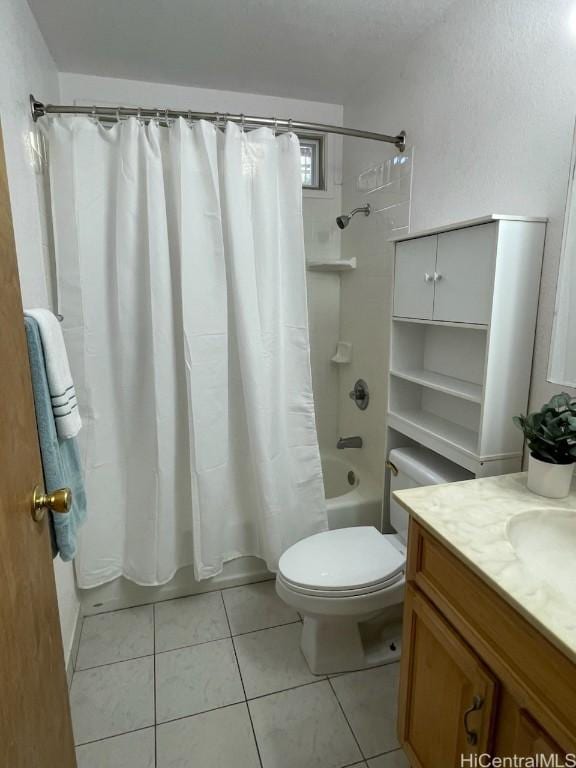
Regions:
[[321, 453, 383, 531]]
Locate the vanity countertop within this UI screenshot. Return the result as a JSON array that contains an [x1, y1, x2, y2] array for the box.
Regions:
[[394, 472, 576, 663]]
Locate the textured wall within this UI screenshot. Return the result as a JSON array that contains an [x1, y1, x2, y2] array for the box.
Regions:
[[340, 0, 576, 489]]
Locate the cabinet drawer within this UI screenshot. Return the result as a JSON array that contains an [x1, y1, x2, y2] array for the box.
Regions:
[[406, 520, 576, 752]]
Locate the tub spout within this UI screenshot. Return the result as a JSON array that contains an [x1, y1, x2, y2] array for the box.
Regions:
[[337, 436, 363, 449]]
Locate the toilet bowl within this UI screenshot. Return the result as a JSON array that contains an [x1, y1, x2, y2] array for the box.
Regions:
[[276, 446, 470, 674]]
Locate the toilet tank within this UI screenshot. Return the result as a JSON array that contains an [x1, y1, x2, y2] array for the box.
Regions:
[[388, 447, 471, 541]]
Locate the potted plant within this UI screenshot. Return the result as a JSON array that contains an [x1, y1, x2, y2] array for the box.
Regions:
[[514, 393, 576, 498]]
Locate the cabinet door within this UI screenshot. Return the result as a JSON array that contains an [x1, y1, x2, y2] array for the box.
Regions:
[[433, 223, 497, 324], [393, 235, 437, 319], [493, 694, 566, 762], [398, 586, 498, 768]]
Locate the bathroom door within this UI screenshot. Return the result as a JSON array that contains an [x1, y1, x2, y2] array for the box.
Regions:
[[0, 124, 76, 767]]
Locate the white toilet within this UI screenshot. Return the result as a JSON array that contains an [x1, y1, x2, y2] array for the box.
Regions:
[[276, 446, 469, 674]]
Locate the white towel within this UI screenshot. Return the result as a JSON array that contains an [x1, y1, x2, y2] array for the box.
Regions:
[[24, 309, 82, 439]]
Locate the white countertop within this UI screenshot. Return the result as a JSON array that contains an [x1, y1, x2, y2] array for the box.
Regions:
[[394, 472, 576, 662]]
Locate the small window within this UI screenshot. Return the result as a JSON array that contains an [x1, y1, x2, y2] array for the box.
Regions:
[[298, 134, 325, 191]]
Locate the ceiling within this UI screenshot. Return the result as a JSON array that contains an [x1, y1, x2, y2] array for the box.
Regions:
[[27, 0, 456, 104]]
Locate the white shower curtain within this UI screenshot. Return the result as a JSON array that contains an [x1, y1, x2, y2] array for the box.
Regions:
[[44, 116, 327, 587]]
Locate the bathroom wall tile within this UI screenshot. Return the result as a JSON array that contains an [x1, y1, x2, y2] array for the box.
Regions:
[[234, 623, 320, 698], [75, 727, 155, 768], [368, 750, 409, 767], [331, 663, 400, 758], [155, 638, 244, 723], [249, 680, 362, 768], [70, 657, 154, 745], [157, 703, 260, 768], [76, 606, 154, 670], [154, 591, 230, 652], [222, 580, 300, 634]]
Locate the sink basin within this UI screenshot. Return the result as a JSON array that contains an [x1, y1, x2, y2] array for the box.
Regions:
[[506, 510, 576, 605]]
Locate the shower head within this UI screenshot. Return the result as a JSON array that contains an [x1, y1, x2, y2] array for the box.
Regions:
[[336, 204, 371, 230]]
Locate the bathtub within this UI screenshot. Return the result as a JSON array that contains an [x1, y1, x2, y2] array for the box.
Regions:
[[321, 453, 383, 531]]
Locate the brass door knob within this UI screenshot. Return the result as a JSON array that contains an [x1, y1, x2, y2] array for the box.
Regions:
[[31, 486, 72, 522]]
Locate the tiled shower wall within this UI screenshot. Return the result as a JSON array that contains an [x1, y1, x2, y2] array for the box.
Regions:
[[338, 141, 413, 491]]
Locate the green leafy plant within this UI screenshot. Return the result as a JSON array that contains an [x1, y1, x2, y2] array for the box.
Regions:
[[513, 393, 576, 465]]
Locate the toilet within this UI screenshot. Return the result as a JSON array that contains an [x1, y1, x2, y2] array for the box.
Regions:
[[276, 446, 470, 674]]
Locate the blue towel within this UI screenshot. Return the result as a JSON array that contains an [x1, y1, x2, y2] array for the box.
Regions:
[[24, 317, 87, 561]]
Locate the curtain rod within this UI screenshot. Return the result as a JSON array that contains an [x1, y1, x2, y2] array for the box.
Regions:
[[30, 94, 406, 152]]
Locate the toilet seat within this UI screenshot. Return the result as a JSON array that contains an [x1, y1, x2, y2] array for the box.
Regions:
[[278, 526, 405, 598]]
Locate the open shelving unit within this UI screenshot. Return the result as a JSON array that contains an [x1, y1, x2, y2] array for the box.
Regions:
[[386, 215, 547, 476]]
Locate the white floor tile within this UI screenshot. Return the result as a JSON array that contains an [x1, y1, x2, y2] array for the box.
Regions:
[[75, 727, 155, 768], [70, 657, 154, 745], [249, 680, 362, 768], [76, 606, 154, 670], [367, 751, 409, 768], [155, 591, 230, 652], [155, 638, 244, 723], [157, 703, 260, 768], [331, 663, 400, 758], [234, 623, 320, 698], [222, 580, 300, 635]]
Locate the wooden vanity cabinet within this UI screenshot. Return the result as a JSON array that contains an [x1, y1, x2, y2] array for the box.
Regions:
[[398, 520, 576, 768]]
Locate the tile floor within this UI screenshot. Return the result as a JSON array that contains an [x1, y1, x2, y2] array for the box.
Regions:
[[70, 579, 409, 768]]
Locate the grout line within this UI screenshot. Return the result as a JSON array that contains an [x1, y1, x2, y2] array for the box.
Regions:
[[366, 747, 406, 760], [246, 676, 326, 702], [221, 592, 264, 768], [153, 603, 157, 768], [328, 677, 366, 762], [74, 724, 155, 749], [75, 652, 155, 673]]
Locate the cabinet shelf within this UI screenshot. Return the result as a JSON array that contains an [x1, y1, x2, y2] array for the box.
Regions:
[[393, 316, 488, 331], [388, 409, 479, 458], [390, 369, 482, 403]]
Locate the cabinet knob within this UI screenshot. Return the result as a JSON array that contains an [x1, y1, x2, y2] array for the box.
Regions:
[[433, 272, 443, 281], [424, 272, 433, 282]]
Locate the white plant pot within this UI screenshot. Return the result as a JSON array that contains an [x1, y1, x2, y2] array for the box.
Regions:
[[527, 454, 575, 499]]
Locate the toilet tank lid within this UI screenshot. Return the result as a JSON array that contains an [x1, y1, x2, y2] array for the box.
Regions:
[[388, 447, 471, 486]]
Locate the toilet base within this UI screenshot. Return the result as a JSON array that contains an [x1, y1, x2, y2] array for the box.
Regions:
[[300, 612, 403, 675]]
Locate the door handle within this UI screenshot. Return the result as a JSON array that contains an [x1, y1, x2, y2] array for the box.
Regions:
[[463, 695, 484, 746], [31, 486, 72, 522]]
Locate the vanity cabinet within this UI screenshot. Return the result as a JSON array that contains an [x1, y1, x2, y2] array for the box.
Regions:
[[398, 520, 576, 768]]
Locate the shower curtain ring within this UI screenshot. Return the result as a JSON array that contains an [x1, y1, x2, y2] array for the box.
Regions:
[[240, 113, 245, 132], [288, 118, 293, 133], [91, 106, 98, 124], [274, 118, 278, 136], [137, 108, 142, 125]]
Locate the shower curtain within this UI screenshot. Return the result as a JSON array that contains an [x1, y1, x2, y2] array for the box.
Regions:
[[44, 116, 327, 587]]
